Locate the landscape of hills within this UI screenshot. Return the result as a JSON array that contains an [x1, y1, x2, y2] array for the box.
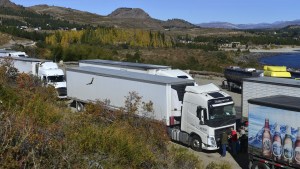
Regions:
[[0, 0, 197, 30], [1, 0, 299, 30], [197, 20, 300, 29], [29, 5, 197, 29]]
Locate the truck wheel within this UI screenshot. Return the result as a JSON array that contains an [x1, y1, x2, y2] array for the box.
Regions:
[[76, 101, 84, 112], [250, 161, 269, 169], [190, 135, 202, 152]]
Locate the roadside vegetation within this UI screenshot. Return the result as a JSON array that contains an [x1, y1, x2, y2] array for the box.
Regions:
[[0, 60, 231, 168]]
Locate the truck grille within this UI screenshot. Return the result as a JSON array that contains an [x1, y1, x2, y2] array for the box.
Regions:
[[57, 87, 67, 97]]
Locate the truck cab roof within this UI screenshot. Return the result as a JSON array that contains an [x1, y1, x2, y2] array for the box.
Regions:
[[157, 69, 194, 80], [39, 62, 59, 69], [39, 69, 64, 76], [185, 83, 233, 105], [186, 83, 219, 94]]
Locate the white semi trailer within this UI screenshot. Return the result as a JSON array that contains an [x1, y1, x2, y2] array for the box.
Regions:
[[79, 59, 194, 80], [66, 66, 237, 151], [10, 57, 67, 98], [0, 49, 28, 57]]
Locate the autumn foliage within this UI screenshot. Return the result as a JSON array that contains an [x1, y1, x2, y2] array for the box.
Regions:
[[46, 28, 173, 48]]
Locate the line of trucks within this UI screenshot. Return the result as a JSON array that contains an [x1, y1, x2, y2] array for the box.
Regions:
[[0, 56, 67, 98], [67, 62, 300, 169], [2, 56, 236, 151], [3, 53, 300, 168]]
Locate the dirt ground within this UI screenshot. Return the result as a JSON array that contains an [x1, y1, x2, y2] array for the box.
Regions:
[[171, 141, 249, 169]]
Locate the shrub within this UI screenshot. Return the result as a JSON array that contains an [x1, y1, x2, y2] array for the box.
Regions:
[[206, 161, 232, 169], [168, 146, 203, 169]]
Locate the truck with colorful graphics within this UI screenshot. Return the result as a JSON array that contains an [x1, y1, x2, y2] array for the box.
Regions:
[[248, 95, 300, 169]]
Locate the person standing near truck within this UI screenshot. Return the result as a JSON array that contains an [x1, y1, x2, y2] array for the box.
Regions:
[[230, 127, 238, 155], [220, 131, 229, 157], [239, 126, 248, 153]]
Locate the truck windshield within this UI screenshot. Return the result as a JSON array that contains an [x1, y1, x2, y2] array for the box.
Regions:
[[209, 104, 236, 120], [47, 75, 65, 82]]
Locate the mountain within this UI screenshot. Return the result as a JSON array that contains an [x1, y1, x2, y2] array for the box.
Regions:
[[163, 19, 196, 29], [28, 5, 196, 30], [0, 0, 19, 8], [0, 0, 197, 30], [29, 5, 106, 25], [197, 22, 240, 29], [197, 20, 300, 29], [108, 8, 151, 19]]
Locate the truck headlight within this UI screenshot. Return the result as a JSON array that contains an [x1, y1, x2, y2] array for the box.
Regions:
[[207, 136, 217, 147]]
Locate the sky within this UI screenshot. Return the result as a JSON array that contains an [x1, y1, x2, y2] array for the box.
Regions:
[[10, 0, 300, 24]]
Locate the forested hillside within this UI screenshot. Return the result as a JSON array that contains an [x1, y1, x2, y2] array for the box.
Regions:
[[46, 28, 173, 48]]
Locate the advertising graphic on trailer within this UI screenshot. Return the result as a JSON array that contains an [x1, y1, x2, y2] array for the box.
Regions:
[[248, 104, 300, 167]]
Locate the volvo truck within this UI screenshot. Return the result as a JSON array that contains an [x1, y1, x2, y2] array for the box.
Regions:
[[9, 57, 67, 98], [66, 66, 236, 151]]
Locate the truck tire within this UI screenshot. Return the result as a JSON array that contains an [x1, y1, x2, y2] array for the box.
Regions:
[[249, 161, 269, 169], [76, 101, 84, 112], [190, 135, 202, 152]]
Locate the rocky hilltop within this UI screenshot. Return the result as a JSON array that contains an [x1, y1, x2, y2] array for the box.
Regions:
[[108, 8, 151, 19], [0, 0, 19, 8]]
